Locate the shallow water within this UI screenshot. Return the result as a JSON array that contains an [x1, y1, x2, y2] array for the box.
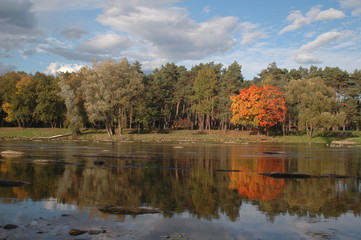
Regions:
[[0, 140, 360, 239]]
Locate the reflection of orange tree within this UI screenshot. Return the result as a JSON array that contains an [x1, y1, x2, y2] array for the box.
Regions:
[[229, 158, 286, 201]]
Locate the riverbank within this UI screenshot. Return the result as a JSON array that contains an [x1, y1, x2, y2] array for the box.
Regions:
[[1, 127, 361, 145]]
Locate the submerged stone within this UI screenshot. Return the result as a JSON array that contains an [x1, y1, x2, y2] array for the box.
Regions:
[[4, 224, 18, 230], [69, 229, 87, 236], [99, 205, 160, 215], [260, 172, 312, 179], [0, 179, 31, 187]]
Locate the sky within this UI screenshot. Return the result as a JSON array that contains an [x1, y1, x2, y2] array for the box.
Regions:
[[1, 0, 361, 79]]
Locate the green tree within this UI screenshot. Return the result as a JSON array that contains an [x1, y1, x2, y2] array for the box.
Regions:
[[33, 72, 65, 128], [342, 69, 361, 130], [150, 63, 179, 129], [82, 59, 144, 136], [322, 67, 349, 103], [217, 61, 243, 130], [253, 62, 289, 90], [58, 71, 88, 134], [173, 65, 192, 120], [191, 65, 219, 130], [286, 77, 335, 137]]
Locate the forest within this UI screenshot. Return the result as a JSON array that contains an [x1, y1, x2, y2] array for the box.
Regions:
[[0, 59, 360, 137]]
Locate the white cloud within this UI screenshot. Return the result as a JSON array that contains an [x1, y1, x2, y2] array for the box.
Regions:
[[96, 0, 240, 61], [315, 8, 346, 20], [202, 6, 211, 14], [279, 7, 345, 34], [29, 0, 100, 11], [340, 0, 361, 15], [78, 33, 133, 53], [60, 26, 89, 40], [44, 62, 85, 75], [239, 22, 268, 45], [41, 33, 133, 62], [293, 31, 351, 64], [293, 54, 322, 64]]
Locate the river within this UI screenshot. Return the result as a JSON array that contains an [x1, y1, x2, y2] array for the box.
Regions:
[[0, 140, 360, 239]]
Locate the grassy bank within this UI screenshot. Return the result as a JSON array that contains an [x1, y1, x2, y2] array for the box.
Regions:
[[0, 128, 70, 139], [1, 127, 361, 145]]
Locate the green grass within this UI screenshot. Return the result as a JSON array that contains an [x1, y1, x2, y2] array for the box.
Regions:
[[1, 128, 361, 145], [0, 128, 70, 139]]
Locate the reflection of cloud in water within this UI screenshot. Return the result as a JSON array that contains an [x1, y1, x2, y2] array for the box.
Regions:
[[43, 197, 77, 211], [126, 213, 245, 240]]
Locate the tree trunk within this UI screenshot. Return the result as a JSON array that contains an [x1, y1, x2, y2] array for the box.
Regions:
[[129, 107, 133, 129], [118, 120, 123, 136], [106, 121, 114, 136], [288, 112, 291, 131], [175, 102, 180, 118], [198, 114, 204, 130]]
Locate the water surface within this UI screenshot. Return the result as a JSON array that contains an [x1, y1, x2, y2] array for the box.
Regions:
[[0, 140, 360, 239]]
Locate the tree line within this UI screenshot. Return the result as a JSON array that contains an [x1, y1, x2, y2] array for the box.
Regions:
[[0, 59, 360, 136]]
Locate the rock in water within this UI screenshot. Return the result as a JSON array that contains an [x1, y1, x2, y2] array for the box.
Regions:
[[88, 229, 106, 235], [4, 224, 18, 230], [94, 160, 106, 166], [69, 229, 87, 236], [260, 172, 312, 179], [99, 205, 160, 215], [0, 179, 30, 187]]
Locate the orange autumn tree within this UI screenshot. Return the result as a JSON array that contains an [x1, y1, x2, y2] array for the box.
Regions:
[[230, 85, 286, 129]]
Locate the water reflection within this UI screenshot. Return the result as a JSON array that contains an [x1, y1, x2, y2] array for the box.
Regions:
[[0, 141, 360, 223], [228, 158, 286, 201]]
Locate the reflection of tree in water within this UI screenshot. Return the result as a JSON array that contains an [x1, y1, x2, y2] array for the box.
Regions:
[[1, 143, 361, 222], [229, 158, 286, 201], [53, 145, 243, 221], [0, 158, 65, 200], [226, 145, 361, 220]]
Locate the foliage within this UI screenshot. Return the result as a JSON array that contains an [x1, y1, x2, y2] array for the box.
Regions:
[[286, 77, 335, 137], [33, 73, 65, 127], [217, 61, 243, 130], [58, 71, 88, 133], [4, 75, 37, 127], [0, 61, 360, 135], [81, 58, 144, 136], [230, 85, 286, 129], [191, 65, 219, 130]]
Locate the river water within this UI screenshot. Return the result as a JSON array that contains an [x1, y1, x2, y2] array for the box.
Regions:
[[0, 140, 360, 239]]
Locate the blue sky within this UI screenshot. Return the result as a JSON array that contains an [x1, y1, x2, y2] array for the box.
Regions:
[[1, 0, 361, 79]]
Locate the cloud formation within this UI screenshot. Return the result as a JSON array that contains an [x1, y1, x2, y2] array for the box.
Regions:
[[239, 22, 268, 45], [0, 0, 43, 56], [60, 26, 89, 40], [97, 0, 239, 61], [293, 31, 350, 64], [340, 0, 361, 15], [44, 62, 85, 75], [78, 33, 133, 53], [29, 0, 100, 11], [0, 0, 37, 30], [279, 7, 345, 34]]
